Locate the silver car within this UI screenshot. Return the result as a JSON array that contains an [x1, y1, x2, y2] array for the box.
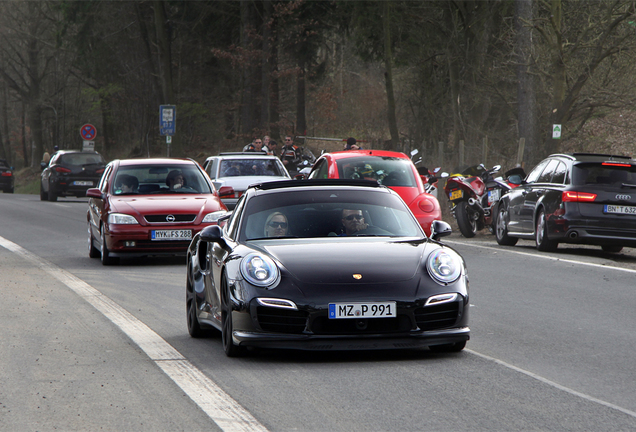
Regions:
[[203, 152, 291, 209]]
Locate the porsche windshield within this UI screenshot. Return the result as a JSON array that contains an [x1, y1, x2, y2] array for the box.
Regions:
[[240, 188, 423, 240]]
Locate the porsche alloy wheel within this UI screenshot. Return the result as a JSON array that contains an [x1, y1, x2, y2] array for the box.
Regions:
[[186, 259, 204, 338], [495, 204, 517, 246], [88, 222, 100, 258], [535, 209, 558, 252], [221, 276, 246, 357]]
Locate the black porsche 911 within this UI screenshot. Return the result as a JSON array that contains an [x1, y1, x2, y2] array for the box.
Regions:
[[186, 179, 469, 356]]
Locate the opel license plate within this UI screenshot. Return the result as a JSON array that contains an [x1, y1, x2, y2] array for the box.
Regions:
[[328, 302, 396, 319], [151, 229, 192, 240]]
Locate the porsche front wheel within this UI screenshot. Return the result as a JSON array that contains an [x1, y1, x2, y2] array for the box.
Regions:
[[221, 276, 246, 357]]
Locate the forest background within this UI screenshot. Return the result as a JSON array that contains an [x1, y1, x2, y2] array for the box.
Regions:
[[1, 0, 636, 184]]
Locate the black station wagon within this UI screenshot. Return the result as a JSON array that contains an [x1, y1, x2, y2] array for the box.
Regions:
[[495, 153, 636, 252]]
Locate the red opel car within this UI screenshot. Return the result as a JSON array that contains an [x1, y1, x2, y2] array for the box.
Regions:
[[87, 158, 228, 265], [307, 150, 442, 236]]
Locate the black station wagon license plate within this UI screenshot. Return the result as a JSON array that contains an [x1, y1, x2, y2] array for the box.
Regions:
[[328, 302, 396, 319], [151, 229, 192, 240], [604, 205, 636, 215]]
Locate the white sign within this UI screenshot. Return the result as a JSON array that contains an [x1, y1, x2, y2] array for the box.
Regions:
[[82, 140, 95, 152], [166, 136, 172, 144], [552, 124, 562, 139]]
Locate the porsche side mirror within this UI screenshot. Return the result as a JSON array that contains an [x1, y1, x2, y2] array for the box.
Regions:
[[200, 225, 228, 248], [86, 188, 104, 199], [430, 220, 452, 241]]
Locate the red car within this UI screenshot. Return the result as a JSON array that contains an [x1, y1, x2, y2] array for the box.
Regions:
[[87, 158, 228, 265], [307, 150, 442, 236]]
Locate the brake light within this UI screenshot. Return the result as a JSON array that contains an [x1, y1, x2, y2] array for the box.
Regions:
[[562, 191, 597, 202], [1, 172, 11, 177], [602, 163, 631, 167], [55, 166, 71, 173]]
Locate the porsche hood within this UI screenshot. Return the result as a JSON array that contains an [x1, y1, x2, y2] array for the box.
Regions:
[[253, 239, 434, 284]]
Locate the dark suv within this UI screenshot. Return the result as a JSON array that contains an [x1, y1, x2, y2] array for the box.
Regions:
[[0, 158, 14, 193], [41, 150, 106, 201], [495, 153, 636, 252]]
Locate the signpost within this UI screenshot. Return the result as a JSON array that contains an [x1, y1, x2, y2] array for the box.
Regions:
[[160, 105, 176, 157], [552, 124, 562, 139], [80, 124, 97, 152]]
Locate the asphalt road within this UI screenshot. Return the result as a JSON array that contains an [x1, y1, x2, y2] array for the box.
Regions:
[[2, 192, 636, 431]]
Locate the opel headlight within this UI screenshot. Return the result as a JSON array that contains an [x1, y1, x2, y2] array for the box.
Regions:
[[426, 248, 462, 285], [240, 253, 280, 287], [202, 211, 226, 223], [108, 213, 138, 225]]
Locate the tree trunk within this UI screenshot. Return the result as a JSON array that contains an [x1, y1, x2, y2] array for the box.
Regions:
[[269, 25, 280, 140], [21, 105, 28, 167], [515, 0, 539, 166], [383, 1, 399, 150], [296, 62, 307, 136], [153, 1, 177, 153], [261, 0, 272, 130]]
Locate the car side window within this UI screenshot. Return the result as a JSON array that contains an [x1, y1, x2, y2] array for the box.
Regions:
[[309, 160, 328, 179], [551, 161, 567, 184], [99, 166, 112, 192], [225, 195, 246, 240], [525, 159, 550, 184], [537, 159, 559, 183]]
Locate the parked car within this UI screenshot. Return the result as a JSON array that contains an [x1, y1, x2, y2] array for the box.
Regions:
[[306, 150, 442, 236], [202, 152, 291, 209], [186, 179, 469, 356], [495, 152, 636, 252], [0, 158, 14, 193], [86, 158, 227, 265], [40, 150, 106, 201]]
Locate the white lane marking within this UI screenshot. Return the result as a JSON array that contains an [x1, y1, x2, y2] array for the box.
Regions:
[[466, 349, 636, 419], [446, 239, 636, 274], [0, 236, 268, 432]]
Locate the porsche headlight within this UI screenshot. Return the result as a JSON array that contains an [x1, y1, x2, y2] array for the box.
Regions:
[[108, 213, 138, 225], [426, 248, 462, 285], [240, 253, 280, 287]]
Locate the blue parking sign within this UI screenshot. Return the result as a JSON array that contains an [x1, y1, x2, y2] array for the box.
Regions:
[[160, 105, 176, 136]]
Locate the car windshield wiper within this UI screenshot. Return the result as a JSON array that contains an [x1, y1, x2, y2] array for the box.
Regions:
[[620, 183, 636, 188]]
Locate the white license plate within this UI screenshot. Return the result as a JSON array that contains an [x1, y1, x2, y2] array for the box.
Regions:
[[74, 181, 93, 186], [151, 229, 192, 240], [488, 188, 501, 205], [604, 205, 636, 214], [328, 302, 396, 319]]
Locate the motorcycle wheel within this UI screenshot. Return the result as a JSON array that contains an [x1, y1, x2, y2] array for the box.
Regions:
[[456, 201, 477, 238]]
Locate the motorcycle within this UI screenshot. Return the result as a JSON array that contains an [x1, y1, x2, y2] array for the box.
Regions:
[[442, 164, 512, 238], [410, 149, 440, 198]]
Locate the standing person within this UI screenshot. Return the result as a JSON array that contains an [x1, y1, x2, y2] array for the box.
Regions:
[[344, 137, 362, 150], [243, 138, 269, 153], [280, 135, 301, 172], [268, 139, 279, 157], [263, 135, 271, 151]]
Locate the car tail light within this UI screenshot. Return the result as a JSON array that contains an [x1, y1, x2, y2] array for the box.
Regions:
[[602, 162, 631, 167], [218, 186, 235, 198], [562, 191, 597, 202], [55, 166, 72, 173], [418, 197, 436, 213], [1, 172, 11, 177]]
